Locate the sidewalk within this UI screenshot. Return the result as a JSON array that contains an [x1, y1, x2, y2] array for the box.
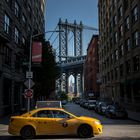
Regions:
[[0, 115, 10, 125], [127, 110, 140, 122], [0, 115, 10, 136]]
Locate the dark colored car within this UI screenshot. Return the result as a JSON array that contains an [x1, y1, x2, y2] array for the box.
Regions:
[[87, 100, 96, 110], [62, 100, 67, 105], [95, 101, 112, 114], [97, 102, 112, 115], [80, 99, 87, 107], [105, 104, 128, 119]]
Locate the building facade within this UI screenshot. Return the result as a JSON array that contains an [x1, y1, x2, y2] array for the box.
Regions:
[[0, 0, 45, 116], [98, 0, 140, 112], [84, 35, 100, 99]]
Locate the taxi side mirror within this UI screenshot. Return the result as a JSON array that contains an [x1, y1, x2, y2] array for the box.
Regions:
[[67, 115, 73, 119]]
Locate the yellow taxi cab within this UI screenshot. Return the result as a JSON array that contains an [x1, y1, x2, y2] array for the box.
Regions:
[[8, 108, 102, 139]]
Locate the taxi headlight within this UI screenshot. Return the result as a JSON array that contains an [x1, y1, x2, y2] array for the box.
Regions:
[[95, 121, 101, 125]]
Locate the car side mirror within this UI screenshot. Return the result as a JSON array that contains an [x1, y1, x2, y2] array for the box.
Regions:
[[67, 115, 73, 119]]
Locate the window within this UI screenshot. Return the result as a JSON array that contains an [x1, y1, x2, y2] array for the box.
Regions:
[[125, 16, 129, 31], [113, 15, 117, 26], [118, 5, 123, 19], [28, 25, 31, 34], [28, 5, 32, 18], [125, 38, 131, 51], [32, 110, 53, 118], [15, 55, 21, 70], [132, 6, 138, 23], [22, 37, 25, 45], [119, 44, 124, 57], [111, 70, 114, 80], [109, 21, 113, 33], [1, 46, 12, 66], [52, 110, 70, 118], [133, 56, 139, 72], [107, 58, 109, 66], [111, 53, 114, 63], [15, 27, 19, 43], [107, 72, 110, 81], [114, 0, 117, 5], [120, 64, 123, 76], [4, 14, 10, 34], [109, 6, 113, 17], [115, 67, 118, 79], [6, 0, 12, 6], [22, 14, 26, 24], [115, 49, 118, 60], [114, 32, 118, 43], [132, 31, 139, 47], [110, 37, 113, 48], [126, 60, 131, 74], [15, 2, 19, 18], [124, 0, 129, 11], [105, 75, 107, 84], [119, 25, 123, 38]]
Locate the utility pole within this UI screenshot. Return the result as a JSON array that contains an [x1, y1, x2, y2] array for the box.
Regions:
[[25, 30, 63, 112]]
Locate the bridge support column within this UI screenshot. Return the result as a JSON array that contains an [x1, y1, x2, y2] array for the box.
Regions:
[[80, 72, 83, 97], [66, 73, 68, 94], [74, 73, 77, 95]]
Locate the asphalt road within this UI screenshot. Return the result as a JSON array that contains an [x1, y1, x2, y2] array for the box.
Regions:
[[0, 102, 140, 140], [64, 103, 140, 139]]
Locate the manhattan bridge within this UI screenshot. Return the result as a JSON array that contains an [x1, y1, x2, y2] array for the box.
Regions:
[[52, 19, 98, 97]]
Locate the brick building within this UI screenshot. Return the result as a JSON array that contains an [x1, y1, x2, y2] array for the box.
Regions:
[[98, 0, 140, 112], [0, 0, 45, 116], [84, 35, 100, 99]]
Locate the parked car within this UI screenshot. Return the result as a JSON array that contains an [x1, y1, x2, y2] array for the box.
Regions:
[[73, 97, 80, 104], [8, 107, 102, 139], [87, 100, 96, 110], [80, 99, 87, 107], [62, 100, 67, 105], [94, 101, 104, 113], [83, 101, 89, 108], [99, 102, 113, 115], [105, 104, 128, 119]]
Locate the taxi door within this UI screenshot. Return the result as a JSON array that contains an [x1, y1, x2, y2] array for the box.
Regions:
[[30, 110, 55, 135], [34, 117, 54, 135], [51, 110, 79, 135]]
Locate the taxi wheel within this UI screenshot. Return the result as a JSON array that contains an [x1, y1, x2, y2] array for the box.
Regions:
[[20, 126, 35, 139], [78, 124, 93, 138]]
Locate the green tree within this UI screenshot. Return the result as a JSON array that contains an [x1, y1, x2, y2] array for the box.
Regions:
[[58, 91, 68, 101], [33, 41, 60, 100]]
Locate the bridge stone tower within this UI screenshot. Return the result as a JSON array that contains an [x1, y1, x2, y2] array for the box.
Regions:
[[57, 19, 84, 97]]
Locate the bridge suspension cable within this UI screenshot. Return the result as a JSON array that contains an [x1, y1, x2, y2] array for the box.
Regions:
[[48, 25, 58, 41], [51, 33, 59, 46]]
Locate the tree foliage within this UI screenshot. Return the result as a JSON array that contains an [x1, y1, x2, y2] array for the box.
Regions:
[[33, 40, 60, 100], [58, 91, 68, 101]]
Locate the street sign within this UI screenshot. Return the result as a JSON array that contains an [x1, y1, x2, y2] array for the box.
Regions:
[[24, 89, 33, 98], [26, 71, 33, 78], [24, 79, 35, 88]]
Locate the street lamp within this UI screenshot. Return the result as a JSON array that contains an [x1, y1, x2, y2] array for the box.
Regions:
[[26, 30, 63, 112]]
